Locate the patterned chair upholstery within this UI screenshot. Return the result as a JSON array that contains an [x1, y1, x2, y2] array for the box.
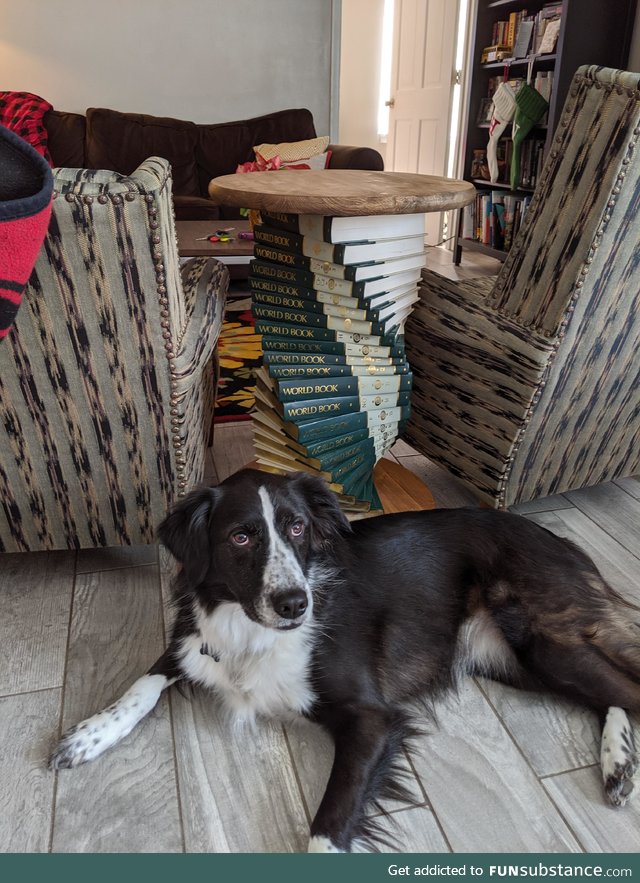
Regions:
[[0, 157, 228, 551], [405, 66, 640, 508]]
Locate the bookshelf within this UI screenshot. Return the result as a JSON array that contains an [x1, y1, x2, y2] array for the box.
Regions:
[[454, 0, 637, 263]]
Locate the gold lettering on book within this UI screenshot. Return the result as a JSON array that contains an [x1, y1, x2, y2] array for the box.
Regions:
[[260, 248, 295, 265], [282, 384, 339, 397], [318, 402, 341, 413], [375, 380, 382, 389], [289, 406, 318, 417]]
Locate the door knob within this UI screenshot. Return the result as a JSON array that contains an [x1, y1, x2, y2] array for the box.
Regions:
[[385, 98, 395, 107]]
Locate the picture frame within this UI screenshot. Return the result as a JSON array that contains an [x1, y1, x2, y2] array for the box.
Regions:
[[476, 97, 494, 126]]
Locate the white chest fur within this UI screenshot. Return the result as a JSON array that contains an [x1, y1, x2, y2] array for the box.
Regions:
[[178, 601, 316, 725]]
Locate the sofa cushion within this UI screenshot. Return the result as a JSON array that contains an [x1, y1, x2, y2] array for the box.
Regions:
[[174, 194, 221, 222], [45, 110, 86, 168], [247, 108, 316, 148], [85, 108, 199, 196], [195, 121, 253, 196]]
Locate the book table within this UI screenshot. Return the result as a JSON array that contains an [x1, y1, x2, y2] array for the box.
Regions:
[[208, 170, 475, 514]]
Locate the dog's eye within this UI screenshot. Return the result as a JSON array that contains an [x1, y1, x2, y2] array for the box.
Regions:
[[289, 521, 305, 538], [231, 532, 250, 546]]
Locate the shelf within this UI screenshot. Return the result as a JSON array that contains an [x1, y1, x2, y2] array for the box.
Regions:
[[482, 53, 557, 69], [471, 178, 535, 193], [456, 237, 507, 261]]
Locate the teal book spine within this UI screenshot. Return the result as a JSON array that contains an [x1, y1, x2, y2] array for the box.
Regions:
[[290, 404, 410, 444], [253, 304, 384, 338], [260, 334, 406, 360], [282, 391, 411, 424], [276, 373, 412, 401]]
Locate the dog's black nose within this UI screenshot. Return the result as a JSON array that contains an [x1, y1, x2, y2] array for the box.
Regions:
[[272, 590, 308, 620]]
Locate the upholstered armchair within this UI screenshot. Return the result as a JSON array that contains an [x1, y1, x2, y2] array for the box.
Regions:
[[0, 157, 228, 551], [405, 65, 640, 508]]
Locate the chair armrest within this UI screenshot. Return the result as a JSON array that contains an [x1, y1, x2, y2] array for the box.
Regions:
[[328, 144, 384, 171], [173, 258, 229, 388]]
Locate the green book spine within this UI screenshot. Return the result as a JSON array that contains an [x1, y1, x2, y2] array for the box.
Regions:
[[258, 211, 301, 233], [282, 391, 411, 424], [304, 425, 396, 458], [290, 404, 410, 444], [253, 304, 384, 338], [267, 363, 409, 379], [249, 277, 317, 300], [260, 334, 406, 360], [255, 320, 397, 348], [276, 373, 412, 401], [250, 259, 315, 289], [254, 245, 316, 272], [261, 349, 406, 367], [315, 439, 379, 472]]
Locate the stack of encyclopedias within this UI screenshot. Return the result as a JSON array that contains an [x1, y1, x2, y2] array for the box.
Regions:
[[249, 210, 426, 514]]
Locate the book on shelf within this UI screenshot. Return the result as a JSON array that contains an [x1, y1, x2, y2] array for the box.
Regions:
[[513, 19, 534, 58], [259, 211, 425, 244], [267, 359, 410, 380], [253, 225, 425, 266]]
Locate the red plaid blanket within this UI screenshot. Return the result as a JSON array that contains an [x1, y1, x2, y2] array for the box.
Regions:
[[0, 91, 52, 163]]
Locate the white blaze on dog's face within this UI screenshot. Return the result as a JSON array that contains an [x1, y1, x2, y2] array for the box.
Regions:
[[158, 470, 351, 632]]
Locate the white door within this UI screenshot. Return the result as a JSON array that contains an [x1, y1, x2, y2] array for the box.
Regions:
[[386, 0, 459, 244]]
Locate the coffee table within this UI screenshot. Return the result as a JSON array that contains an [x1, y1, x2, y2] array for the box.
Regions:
[[208, 170, 475, 514], [176, 219, 254, 263]]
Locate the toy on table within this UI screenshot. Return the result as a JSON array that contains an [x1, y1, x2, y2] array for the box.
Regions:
[[195, 227, 235, 243]]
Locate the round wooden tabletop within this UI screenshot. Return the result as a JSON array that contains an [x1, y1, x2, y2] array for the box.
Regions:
[[208, 169, 476, 217]]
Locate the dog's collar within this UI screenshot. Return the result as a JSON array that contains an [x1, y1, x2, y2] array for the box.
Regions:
[[200, 642, 221, 662]]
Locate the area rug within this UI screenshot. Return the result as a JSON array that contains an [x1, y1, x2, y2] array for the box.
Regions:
[[214, 286, 262, 423]]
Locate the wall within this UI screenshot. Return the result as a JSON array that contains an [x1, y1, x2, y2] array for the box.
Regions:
[[0, 0, 337, 133], [339, 0, 387, 161]]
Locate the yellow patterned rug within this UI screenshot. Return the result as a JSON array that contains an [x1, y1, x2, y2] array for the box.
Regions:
[[214, 287, 262, 423]]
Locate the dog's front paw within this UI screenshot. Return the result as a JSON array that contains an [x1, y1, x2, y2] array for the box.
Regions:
[[48, 720, 107, 770], [601, 707, 638, 807]]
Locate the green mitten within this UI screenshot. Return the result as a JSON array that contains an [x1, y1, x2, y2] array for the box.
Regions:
[[510, 83, 549, 190]]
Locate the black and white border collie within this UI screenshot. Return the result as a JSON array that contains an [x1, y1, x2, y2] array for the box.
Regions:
[[50, 469, 639, 852]]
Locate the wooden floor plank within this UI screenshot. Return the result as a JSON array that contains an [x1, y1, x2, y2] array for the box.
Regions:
[[76, 544, 157, 574], [526, 507, 640, 602], [509, 493, 573, 514], [171, 689, 309, 853], [0, 688, 60, 852], [353, 806, 450, 853], [543, 767, 640, 852], [409, 679, 581, 852], [393, 454, 481, 509], [563, 482, 640, 559], [0, 551, 74, 696], [613, 475, 640, 500], [52, 564, 182, 853]]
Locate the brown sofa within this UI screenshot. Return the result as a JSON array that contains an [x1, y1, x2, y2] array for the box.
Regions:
[[44, 106, 384, 221]]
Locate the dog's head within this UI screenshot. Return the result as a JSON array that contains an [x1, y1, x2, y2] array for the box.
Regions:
[[158, 469, 351, 631]]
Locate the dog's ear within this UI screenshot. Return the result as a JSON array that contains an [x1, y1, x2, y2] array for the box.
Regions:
[[157, 487, 219, 585], [288, 472, 352, 551]]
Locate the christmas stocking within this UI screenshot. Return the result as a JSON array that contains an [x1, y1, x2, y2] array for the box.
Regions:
[[510, 83, 549, 190], [0, 124, 53, 340], [487, 81, 516, 183]]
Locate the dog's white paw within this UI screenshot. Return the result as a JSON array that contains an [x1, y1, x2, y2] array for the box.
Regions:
[[308, 835, 346, 853], [49, 714, 116, 769], [601, 707, 638, 807]]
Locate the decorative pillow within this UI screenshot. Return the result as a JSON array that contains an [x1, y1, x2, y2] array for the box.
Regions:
[[281, 150, 332, 170], [254, 135, 330, 163]]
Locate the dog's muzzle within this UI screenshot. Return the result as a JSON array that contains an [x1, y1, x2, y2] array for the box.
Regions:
[[270, 589, 309, 629]]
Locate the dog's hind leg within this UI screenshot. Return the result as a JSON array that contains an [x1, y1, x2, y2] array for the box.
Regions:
[[600, 706, 638, 807], [308, 706, 414, 853], [48, 648, 182, 770]]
